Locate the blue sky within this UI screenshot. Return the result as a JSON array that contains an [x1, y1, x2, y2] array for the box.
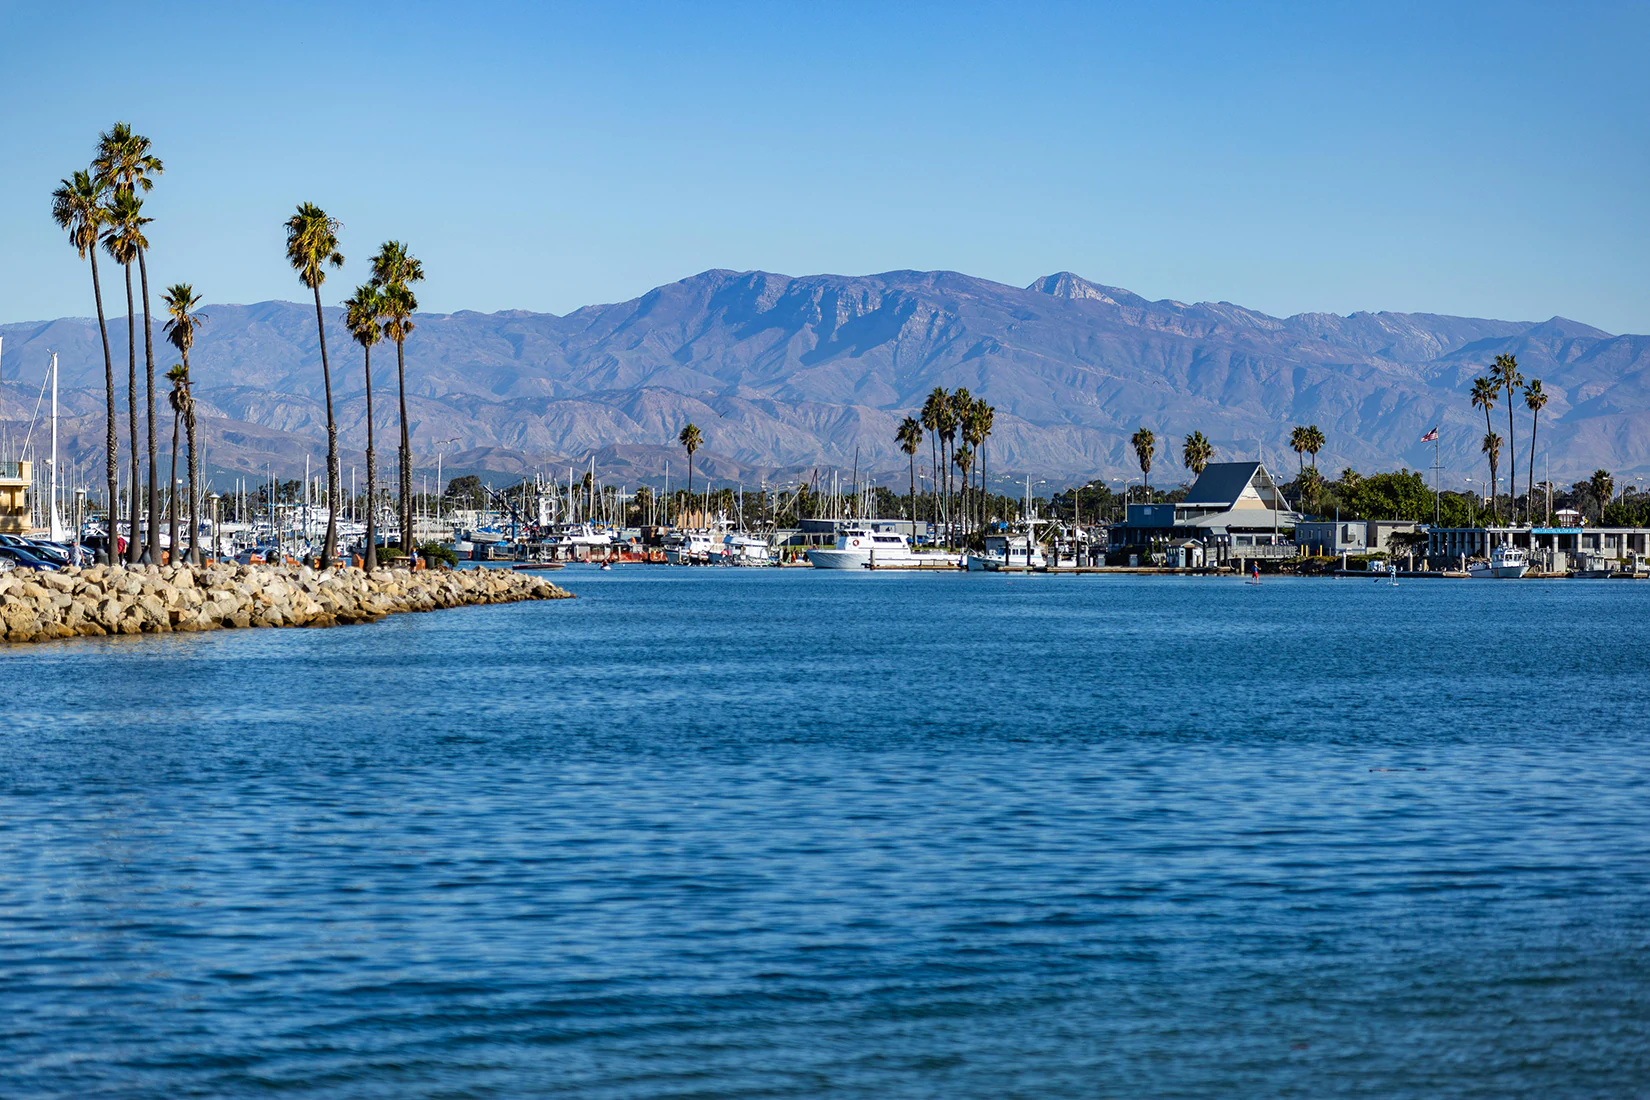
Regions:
[[3, 1, 1647, 331]]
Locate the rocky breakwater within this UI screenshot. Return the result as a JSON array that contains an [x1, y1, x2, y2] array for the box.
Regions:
[[0, 563, 573, 644]]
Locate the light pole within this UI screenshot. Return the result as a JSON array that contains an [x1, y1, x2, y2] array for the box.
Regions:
[[433, 438, 460, 523], [207, 492, 221, 562]]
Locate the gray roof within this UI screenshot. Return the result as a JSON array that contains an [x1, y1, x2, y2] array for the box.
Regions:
[[1183, 462, 1265, 507]]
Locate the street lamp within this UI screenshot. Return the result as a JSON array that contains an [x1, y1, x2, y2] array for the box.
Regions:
[[207, 492, 221, 562], [433, 438, 460, 521]]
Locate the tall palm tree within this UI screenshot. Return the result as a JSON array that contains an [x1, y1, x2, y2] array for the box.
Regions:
[[896, 416, 922, 523], [953, 445, 973, 531], [161, 284, 205, 564], [1130, 428, 1155, 501], [166, 365, 187, 561], [51, 169, 119, 557], [678, 423, 703, 513], [1182, 431, 1213, 476], [1524, 379, 1547, 524], [285, 203, 345, 567], [94, 123, 164, 561], [1289, 425, 1309, 474], [345, 284, 385, 572], [921, 387, 944, 527], [1481, 431, 1503, 523], [961, 401, 987, 532], [1470, 377, 1497, 521], [1590, 469, 1615, 519], [974, 398, 994, 528], [370, 241, 425, 556], [1305, 425, 1325, 469], [941, 389, 966, 539], [103, 189, 150, 563], [1491, 354, 1523, 523]]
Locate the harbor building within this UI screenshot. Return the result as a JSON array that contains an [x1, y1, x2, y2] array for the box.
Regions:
[[1295, 518, 1420, 557], [1111, 461, 1300, 562], [0, 461, 30, 535], [1428, 524, 1650, 573]]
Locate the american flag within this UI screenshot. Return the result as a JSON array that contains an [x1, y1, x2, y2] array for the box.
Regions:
[[1421, 427, 1439, 442]]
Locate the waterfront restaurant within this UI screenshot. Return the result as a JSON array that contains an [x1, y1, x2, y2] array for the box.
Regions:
[[1112, 461, 1300, 562], [1428, 524, 1650, 572]]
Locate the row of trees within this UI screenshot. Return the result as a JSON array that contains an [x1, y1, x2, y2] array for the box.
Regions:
[[1124, 424, 1324, 494], [52, 124, 426, 573], [1470, 354, 1548, 525], [890, 387, 996, 535]]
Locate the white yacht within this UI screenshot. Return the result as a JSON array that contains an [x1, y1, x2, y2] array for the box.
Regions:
[[965, 532, 1047, 572], [806, 527, 925, 569], [1468, 543, 1529, 579], [664, 530, 716, 564], [720, 532, 773, 565]]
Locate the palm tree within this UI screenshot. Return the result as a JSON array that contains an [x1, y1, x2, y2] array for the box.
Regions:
[[161, 284, 206, 564], [961, 401, 987, 532], [103, 189, 149, 563], [942, 389, 967, 539], [1481, 432, 1503, 522], [896, 416, 922, 522], [1524, 379, 1547, 523], [1590, 469, 1615, 518], [1182, 431, 1213, 476], [974, 398, 995, 529], [921, 388, 944, 527], [166, 365, 187, 561], [94, 123, 164, 561], [953, 445, 973, 530], [285, 203, 345, 567], [370, 241, 425, 557], [1305, 425, 1325, 469], [1491, 354, 1523, 522], [51, 169, 119, 558], [1130, 428, 1155, 501], [344, 284, 385, 572], [678, 423, 703, 513], [1289, 425, 1309, 474], [1470, 377, 1497, 520]]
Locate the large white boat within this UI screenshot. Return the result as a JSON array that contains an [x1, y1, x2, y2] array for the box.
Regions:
[[1468, 544, 1529, 579], [664, 530, 717, 564], [807, 528, 927, 569], [965, 532, 1048, 572], [720, 532, 773, 565]]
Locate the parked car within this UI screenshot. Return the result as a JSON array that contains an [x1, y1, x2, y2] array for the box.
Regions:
[[0, 544, 61, 571]]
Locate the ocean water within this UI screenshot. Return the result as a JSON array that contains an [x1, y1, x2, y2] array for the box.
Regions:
[[4, 568, 1648, 1098]]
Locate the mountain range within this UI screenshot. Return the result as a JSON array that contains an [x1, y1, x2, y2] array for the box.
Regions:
[[3, 268, 1647, 491]]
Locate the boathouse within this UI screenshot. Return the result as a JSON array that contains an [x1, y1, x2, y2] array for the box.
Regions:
[[1111, 461, 1300, 561], [1428, 524, 1650, 573], [0, 461, 30, 535]]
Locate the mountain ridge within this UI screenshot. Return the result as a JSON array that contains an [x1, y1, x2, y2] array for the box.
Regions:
[[3, 268, 1646, 486]]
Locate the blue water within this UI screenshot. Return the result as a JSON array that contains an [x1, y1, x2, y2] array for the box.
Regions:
[[4, 569, 1649, 1097]]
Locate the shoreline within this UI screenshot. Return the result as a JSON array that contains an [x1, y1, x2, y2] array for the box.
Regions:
[[0, 563, 574, 646]]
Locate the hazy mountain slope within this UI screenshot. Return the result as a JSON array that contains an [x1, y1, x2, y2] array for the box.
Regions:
[[4, 268, 1645, 485]]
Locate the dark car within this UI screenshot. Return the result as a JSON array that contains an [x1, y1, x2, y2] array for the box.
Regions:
[[0, 544, 61, 571]]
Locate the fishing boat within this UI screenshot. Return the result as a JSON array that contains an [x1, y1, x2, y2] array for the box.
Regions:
[[807, 527, 925, 569], [664, 530, 716, 564], [720, 532, 774, 565], [1467, 544, 1528, 579], [965, 531, 1047, 572]]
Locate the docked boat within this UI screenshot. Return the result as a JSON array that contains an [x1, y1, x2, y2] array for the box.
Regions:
[[965, 532, 1048, 572], [1468, 544, 1528, 579], [806, 527, 926, 569], [664, 530, 717, 564], [720, 532, 773, 565]]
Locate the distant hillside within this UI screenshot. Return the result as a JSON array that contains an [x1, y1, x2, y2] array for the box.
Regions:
[[4, 269, 1646, 486]]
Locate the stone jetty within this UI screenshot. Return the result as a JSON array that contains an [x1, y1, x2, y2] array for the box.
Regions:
[[0, 563, 573, 645]]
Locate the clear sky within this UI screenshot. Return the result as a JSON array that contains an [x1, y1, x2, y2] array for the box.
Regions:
[[3, 1, 1647, 331]]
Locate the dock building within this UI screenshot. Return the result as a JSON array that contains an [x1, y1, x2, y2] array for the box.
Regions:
[[1110, 461, 1300, 563], [0, 461, 30, 535]]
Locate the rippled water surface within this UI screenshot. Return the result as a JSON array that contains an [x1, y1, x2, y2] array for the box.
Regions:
[[5, 568, 1649, 1097]]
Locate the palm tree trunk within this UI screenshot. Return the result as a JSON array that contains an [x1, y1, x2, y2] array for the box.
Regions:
[[124, 266, 141, 564], [396, 336, 412, 558], [1527, 412, 1539, 526], [139, 249, 161, 563], [1506, 394, 1518, 525], [908, 451, 915, 524], [89, 251, 118, 564], [928, 433, 937, 528], [185, 381, 200, 566], [364, 344, 377, 573], [168, 409, 180, 561], [312, 285, 339, 568]]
